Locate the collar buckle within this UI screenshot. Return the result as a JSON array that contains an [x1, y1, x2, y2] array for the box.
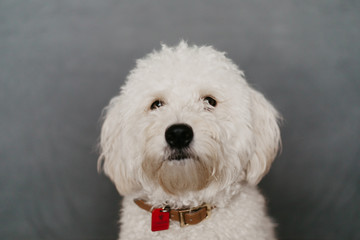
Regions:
[[178, 203, 212, 227]]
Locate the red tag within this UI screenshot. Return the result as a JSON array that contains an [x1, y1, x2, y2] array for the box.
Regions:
[[151, 208, 170, 231]]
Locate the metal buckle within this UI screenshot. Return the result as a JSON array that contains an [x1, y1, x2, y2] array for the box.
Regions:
[[161, 205, 170, 213], [178, 203, 212, 227], [178, 209, 189, 227], [204, 203, 212, 219]]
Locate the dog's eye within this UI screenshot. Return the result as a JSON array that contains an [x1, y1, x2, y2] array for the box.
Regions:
[[204, 96, 217, 107], [150, 100, 164, 110]]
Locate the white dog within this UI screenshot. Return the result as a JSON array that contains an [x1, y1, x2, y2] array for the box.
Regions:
[[99, 41, 281, 240]]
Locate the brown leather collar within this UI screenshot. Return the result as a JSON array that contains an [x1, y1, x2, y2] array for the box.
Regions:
[[134, 199, 215, 227]]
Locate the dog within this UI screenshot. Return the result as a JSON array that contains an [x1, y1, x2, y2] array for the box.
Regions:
[[98, 41, 281, 239]]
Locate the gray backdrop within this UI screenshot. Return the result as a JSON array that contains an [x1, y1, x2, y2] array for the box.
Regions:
[[1, 0, 359, 239]]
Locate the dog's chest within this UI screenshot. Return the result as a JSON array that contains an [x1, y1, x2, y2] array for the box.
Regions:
[[118, 191, 276, 240]]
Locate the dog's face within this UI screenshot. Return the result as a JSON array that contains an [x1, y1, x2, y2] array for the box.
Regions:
[[99, 42, 281, 196]]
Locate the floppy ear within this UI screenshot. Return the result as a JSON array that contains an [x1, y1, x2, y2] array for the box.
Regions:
[[246, 89, 281, 185], [98, 95, 139, 195]]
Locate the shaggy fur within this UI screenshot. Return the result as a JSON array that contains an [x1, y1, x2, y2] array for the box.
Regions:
[[99, 41, 281, 239]]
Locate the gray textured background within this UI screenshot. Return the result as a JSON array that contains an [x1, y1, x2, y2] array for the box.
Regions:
[[1, 0, 359, 239]]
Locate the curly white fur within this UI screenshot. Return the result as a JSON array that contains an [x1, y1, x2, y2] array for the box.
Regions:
[[99, 41, 281, 239]]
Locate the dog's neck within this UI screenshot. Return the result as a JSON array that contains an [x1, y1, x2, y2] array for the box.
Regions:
[[133, 182, 245, 209]]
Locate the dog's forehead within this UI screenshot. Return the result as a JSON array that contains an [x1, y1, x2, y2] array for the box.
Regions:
[[125, 69, 243, 105], [124, 45, 247, 100]]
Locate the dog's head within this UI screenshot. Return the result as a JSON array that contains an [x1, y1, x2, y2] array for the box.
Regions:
[[99, 42, 281, 196]]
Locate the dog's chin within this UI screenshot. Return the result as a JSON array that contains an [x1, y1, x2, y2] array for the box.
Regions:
[[159, 157, 211, 194], [142, 151, 213, 195]]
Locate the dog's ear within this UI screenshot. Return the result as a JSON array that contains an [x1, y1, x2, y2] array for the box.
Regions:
[[246, 89, 281, 185], [98, 95, 139, 195]]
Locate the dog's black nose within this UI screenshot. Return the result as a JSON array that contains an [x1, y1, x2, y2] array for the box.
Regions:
[[165, 124, 193, 149]]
